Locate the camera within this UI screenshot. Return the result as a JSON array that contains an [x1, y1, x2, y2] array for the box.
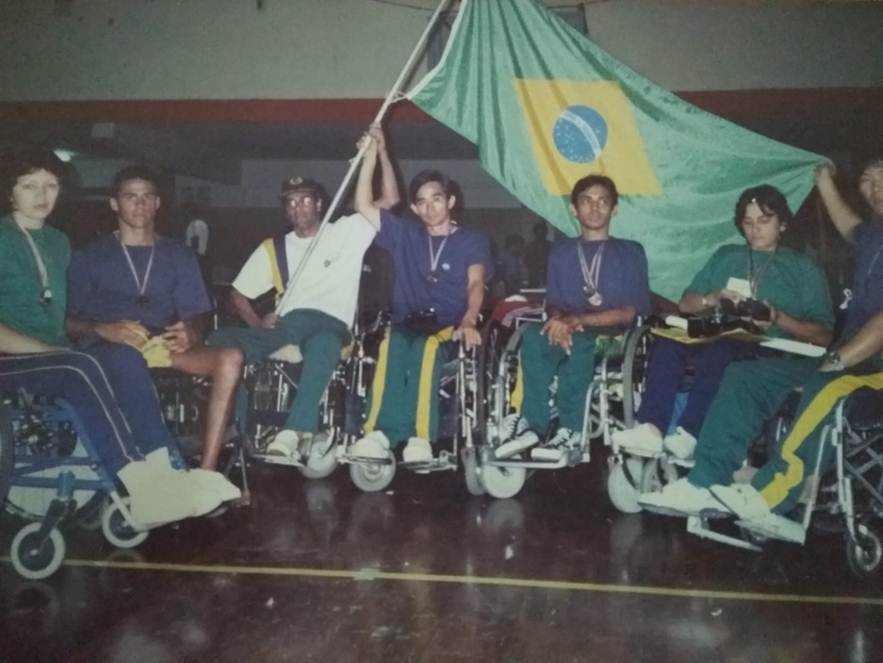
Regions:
[[719, 297, 771, 322], [401, 308, 443, 335]]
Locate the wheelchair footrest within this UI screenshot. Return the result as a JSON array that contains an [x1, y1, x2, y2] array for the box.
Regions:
[[251, 453, 304, 468], [734, 517, 806, 545], [686, 515, 762, 552], [400, 457, 457, 474], [342, 454, 394, 466], [485, 456, 569, 470]]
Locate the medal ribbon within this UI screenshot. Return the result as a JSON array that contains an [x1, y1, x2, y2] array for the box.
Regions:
[[118, 234, 156, 303], [747, 247, 776, 299], [12, 218, 52, 302], [577, 240, 605, 300], [426, 227, 452, 282]]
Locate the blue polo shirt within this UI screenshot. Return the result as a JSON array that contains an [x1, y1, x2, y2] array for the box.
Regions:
[[377, 209, 493, 327], [844, 217, 883, 338], [546, 237, 651, 322], [68, 234, 211, 333]]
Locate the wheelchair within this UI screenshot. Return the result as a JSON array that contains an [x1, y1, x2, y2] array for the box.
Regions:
[[153, 369, 210, 457], [215, 339, 355, 504], [607, 317, 830, 514], [476, 314, 651, 500], [686, 386, 883, 578], [1, 391, 148, 580], [338, 323, 483, 494]]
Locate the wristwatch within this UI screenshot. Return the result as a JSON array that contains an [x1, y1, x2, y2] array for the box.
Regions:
[[819, 350, 844, 373]]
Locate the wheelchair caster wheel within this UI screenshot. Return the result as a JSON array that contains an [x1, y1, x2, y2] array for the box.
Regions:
[[102, 499, 149, 549], [10, 523, 65, 580], [846, 523, 882, 578], [349, 454, 396, 492], [461, 447, 486, 496], [481, 461, 526, 499], [607, 457, 645, 514], [298, 435, 339, 480]]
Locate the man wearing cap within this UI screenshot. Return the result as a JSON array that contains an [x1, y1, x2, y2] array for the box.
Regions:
[[66, 164, 246, 475], [208, 170, 390, 459]]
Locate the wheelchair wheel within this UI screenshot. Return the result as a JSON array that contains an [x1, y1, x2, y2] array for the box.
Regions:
[[298, 434, 339, 480], [349, 455, 396, 493], [621, 326, 653, 429], [607, 457, 645, 514], [481, 460, 526, 499], [846, 523, 883, 578], [101, 499, 149, 549], [10, 523, 66, 580], [461, 447, 486, 496], [0, 404, 12, 504], [640, 458, 665, 494]]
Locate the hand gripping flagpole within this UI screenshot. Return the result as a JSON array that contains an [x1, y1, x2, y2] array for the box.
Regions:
[[274, 0, 456, 316]]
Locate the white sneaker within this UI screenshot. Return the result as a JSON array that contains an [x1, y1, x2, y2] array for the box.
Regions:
[[612, 423, 663, 455], [495, 430, 539, 459], [403, 437, 433, 463], [639, 477, 727, 517], [266, 429, 303, 460], [499, 413, 528, 441], [531, 427, 581, 461], [737, 512, 805, 544], [350, 430, 391, 459], [188, 469, 242, 502], [663, 427, 697, 460], [709, 483, 770, 521]]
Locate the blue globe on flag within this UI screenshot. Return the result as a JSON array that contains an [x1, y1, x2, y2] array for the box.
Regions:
[[552, 105, 608, 164]]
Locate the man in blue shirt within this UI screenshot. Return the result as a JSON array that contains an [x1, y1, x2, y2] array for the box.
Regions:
[[67, 165, 245, 473], [351, 125, 492, 463], [496, 175, 651, 462]]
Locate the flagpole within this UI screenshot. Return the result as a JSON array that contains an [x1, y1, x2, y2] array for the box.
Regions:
[[274, 0, 457, 315]]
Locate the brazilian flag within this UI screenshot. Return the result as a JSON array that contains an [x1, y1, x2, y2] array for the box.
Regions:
[[408, 0, 821, 300]]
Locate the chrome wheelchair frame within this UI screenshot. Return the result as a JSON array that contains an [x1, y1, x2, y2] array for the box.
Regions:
[[476, 317, 650, 500], [338, 328, 483, 494], [687, 387, 883, 578]]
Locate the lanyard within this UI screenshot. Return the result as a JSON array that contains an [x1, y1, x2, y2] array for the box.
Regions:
[[425, 228, 452, 284], [117, 233, 156, 305], [747, 247, 776, 299], [577, 240, 605, 306], [865, 242, 883, 286], [12, 218, 52, 304]]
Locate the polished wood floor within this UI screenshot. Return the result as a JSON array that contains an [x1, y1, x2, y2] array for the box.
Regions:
[[1, 453, 881, 663]]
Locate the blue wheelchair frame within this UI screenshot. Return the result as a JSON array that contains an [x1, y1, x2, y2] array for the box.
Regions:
[[3, 393, 147, 579]]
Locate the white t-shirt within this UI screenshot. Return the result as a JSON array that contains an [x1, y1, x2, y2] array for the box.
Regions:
[[232, 213, 377, 324]]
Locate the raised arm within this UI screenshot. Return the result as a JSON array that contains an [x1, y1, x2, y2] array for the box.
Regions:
[[354, 124, 399, 231], [816, 163, 862, 244], [372, 125, 400, 211]]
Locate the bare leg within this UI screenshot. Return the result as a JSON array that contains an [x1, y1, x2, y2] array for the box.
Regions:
[[172, 346, 245, 470]]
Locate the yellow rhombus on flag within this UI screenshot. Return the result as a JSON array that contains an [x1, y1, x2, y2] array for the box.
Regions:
[[514, 79, 661, 196]]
